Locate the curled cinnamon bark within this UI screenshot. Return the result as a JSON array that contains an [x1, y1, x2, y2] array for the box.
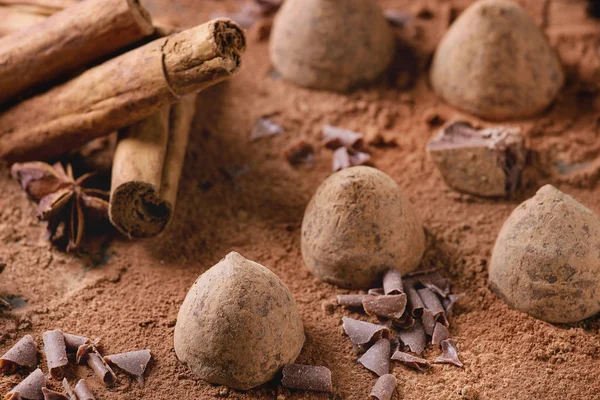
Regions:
[[0, 19, 246, 162]]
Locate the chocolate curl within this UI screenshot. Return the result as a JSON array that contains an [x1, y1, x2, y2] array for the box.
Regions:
[[357, 339, 390, 376], [87, 353, 117, 387], [342, 317, 390, 350], [104, 349, 151, 385], [322, 125, 363, 150], [337, 294, 369, 309], [432, 323, 449, 346], [42, 330, 67, 380], [397, 320, 426, 355], [391, 350, 430, 372], [281, 364, 332, 393], [72, 380, 94, 400], [383, 269, 403, 295], [60, 379, 76, 400], [369, 374, 397, 400], [391, 313, 414, 329], [7, 368, 46, 400], [75, 344, 93, 365], [417, 288, 447, 335], [62, 334, 90, 352], [435, 339, 463, 367], [443, 293, 464, 317], [404, 283, 424, 317], [1, 335, 38, 373], [368, 288, 384, 296], [362, 294, 407, 320], [41, 388, 68, 400]]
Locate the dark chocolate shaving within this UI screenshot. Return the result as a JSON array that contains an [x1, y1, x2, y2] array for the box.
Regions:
[[104, 349, 151, 386], [281, 364, 332, 393], [418, 288, 447, 327], [7, 368, 46, 400], [383, 269, 403, 295], [404, 284, 424, 317], [1, 335, 38, 373], [87, 353, 117, 387], [397, 320, 426, 355], [357, 339, 390, 376], [73, 380, 94, 400], [250, 117, 284, 141], [62, 334, 90, 352], [42, 330, 68, 380], [362, 294, 407, 320], [443, 293, 464, 317], [434, 339, 463, 367], [61, 379, 76, 400], [391, 350, 430, 372], [421, 309, 437, 336], [369, 374, 397, 400], [322, 125, 364, 150], [332, 147, 351, 172], [391, 313, 414, 329], [368, 288, 384, 296], [432, 323, 450, 346], [41, 388, 68, 400], [337, 294, 369, 309], [342, 317, 390, 350]]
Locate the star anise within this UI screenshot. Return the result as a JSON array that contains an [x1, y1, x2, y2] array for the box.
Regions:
[[11, 162, 110, 251]]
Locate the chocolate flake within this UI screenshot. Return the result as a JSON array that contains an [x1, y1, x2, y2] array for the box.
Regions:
[[421, 309, 437, 336], [72, 380, 94, 400], [397, 320, 427, 355], [418, 288, 448, 331], [62, 334, 90, 352], [87, 352, 117, 387], [342, 317, 390, 350], [443, 293, 464, 317], [250, 117, 284, 141], [391, 350, 430, 372], [391, 313, 414, 329], [369, 374, 397, 400], [426, 122, 527, 197], [104, 349, 151, 385], [1, 335, 38, 373], [281, 364, 332, 393], [383, 269, 403, 295], [357, 339, 390, 376], [41, 388, 68, 400], [42, 330, 68, 380], [404, 284, 424, 317], [322, 125, 364, 150], [284, 140, 314, 166], [435, 339, 463, 367], [61, 379, 76, 400], [75, 344, 93, 365], [332, 147, 351, 172], [7, 368, 46, 400], [362, 294, 407, 320], [337, 294, 369, 309], [432, 323, 450, 346]]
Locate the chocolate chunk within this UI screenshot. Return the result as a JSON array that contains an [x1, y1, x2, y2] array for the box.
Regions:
[[281, 364, 332, 392], [435, 339, 463, 367], [349, 151, 371, 167], [369, 374, 397, 400], [432, 323, 450, 346], [61, 379, 76, 400], [42, 330, 68, 380], [322, 125, 364, 150], [41, 388, 68, 400], [337, 294, 369, 309], [62, 334, 90, 352], [72, 380, 94, 400], [362, 294, 407, 320], [368, 288, 385, 296], [7, 368, 46, 400], [342, 317, 390, 350], [426, 122, 527, 197], [87, 353, 117, 387], [104, 349, 151, 386], [357, 339, 390, 376], [391, 350, 430, 371], [397, 320, 426, 355], [443, 293, 464, 317], [284, 139, 314, 166], [404, 284, 424, 317], [250, 117, 284, 141], [1, 335, 38, 373], [383, 269, 403, 295], [332, 147, 351, 172]]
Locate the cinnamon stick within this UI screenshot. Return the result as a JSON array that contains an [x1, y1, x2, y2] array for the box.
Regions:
[[0, 0, 154, 105], [109, 95, 196, 238], [0, 6, 46, 37], [0, 19, 246, 163]]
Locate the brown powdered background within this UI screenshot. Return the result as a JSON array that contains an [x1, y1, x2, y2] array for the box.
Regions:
[[2, 0, 600, 399]]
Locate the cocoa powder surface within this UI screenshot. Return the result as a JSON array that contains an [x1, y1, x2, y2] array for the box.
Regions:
[[1, 1, 600, 399]]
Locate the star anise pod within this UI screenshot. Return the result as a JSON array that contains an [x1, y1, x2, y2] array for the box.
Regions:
[[11, 162, 110, 251]]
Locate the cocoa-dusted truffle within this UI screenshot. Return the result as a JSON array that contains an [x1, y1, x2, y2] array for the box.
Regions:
[[489, 185, 600, 323], [174, 252, 305, 390], [301, 166, 425, 289], [430, 0, 564, 120], [269, 0, 395, 92]]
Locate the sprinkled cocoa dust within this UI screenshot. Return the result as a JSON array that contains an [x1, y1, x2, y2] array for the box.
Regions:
[[1, 0, 600, 399]]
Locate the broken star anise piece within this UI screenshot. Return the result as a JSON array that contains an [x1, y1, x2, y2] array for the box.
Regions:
[[11, 162, 109, 251]]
